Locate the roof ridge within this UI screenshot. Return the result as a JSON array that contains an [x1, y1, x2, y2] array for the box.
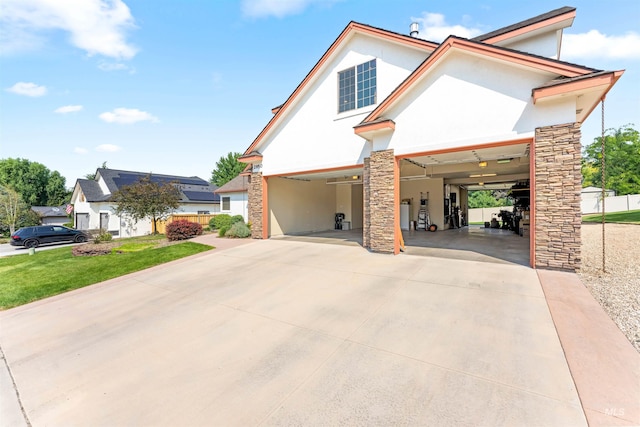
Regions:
[[473, 6, 576, 42]]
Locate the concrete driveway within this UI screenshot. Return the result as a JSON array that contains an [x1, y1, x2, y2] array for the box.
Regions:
[[0, 238, 633, 425]]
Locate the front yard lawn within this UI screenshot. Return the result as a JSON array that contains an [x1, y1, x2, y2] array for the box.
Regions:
[[0, 239, 212, 310], [582, 209, 640, 224]]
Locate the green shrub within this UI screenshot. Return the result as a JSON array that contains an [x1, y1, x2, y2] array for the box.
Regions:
[[231, 215, 244, 224], [63, 222, 73, 228], [218, 225, 229, 237], [225, 222, 251, 238], [210, 214, 232, 230], [93, 230, 113, 244], [166, 220, 203, 241]]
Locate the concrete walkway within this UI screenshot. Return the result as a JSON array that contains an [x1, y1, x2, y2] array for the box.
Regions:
[[0, 238, 636, 426]]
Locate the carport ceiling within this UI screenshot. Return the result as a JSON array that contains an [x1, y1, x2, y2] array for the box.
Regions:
[[402, 143, 530, 183], [281, 167, 363, 181]]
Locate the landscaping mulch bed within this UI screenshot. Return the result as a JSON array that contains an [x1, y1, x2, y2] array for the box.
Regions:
[[579, 223, 640, 352], [72, 239, 181, 256]]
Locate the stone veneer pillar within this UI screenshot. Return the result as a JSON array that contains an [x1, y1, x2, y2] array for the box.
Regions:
[[248, 172, 264, 239], [365, 149, 396, 254], [534, 122, 582, 271], [362, 158, 371, 249]]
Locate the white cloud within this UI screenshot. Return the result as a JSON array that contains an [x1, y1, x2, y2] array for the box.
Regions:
[[98, 61, 135, 73], [241, 0, 337, 19], [96, 144, 122, 152], [5, 82, 47, 97], [74, 147, 88, 154], [99, 107, 159, 124], [410, 12, 483, 42], [563, 30, 640, 61], [0, 0, 138, 59], [55, 105, 83, 113]]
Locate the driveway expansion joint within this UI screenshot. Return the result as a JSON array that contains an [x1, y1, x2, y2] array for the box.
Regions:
[[1, 345, 31, 427]]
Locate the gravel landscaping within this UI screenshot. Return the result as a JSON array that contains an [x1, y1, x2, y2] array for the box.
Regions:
[[579, 223, 640, 352]]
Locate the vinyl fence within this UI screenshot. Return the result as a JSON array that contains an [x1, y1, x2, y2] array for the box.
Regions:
[[468, 193, 640, 222], [580, 194, 640, 214]]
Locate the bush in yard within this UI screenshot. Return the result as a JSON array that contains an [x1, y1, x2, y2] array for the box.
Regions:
[[218, 225, 229, 237], [231, 215, 244, 225], [225, 221, 251, 238], [210, 214, 232, 230], [93, 230, 113, 243], [166, 220, 202, 241]]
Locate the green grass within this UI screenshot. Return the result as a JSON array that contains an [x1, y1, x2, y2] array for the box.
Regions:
[[582, 210, 640, 224], [0, 240, 212, 310]]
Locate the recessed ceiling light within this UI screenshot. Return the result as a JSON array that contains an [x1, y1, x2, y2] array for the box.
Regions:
[[482, 173, 497, 177], [469, 174, 481, 178]]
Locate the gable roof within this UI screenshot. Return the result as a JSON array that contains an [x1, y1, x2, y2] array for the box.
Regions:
[[358, 35, 605, 129], [473, 6, 576, 44], [76, 168, 220, 203], [77, 179, 109, 202], [241, 21, 439, 160], [31, 206, 68, 218], [214, 174, 249, 194]]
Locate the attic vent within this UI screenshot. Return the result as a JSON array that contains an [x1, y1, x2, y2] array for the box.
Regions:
[[410, 22, 419, 38]]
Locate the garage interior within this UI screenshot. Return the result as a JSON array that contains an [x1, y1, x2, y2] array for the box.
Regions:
[[268, 142, 531, 266]]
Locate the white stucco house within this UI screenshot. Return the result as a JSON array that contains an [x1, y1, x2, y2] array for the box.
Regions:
[[214, 174, 249, 222], [70, 168, 220, 238], [238, 6, 622, 271]]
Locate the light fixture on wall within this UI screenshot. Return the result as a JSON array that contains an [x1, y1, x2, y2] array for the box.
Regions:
[[478, 182, 484, 186], [478, 161, 488, 168], [352, 175, 359, 180], [496, 158, 512, 164]]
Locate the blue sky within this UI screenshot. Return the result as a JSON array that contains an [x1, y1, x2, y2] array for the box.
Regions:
[[1, 0, 638, 189]]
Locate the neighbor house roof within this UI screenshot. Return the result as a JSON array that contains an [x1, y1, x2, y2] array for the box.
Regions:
[[31, 206, 68, 218], [76, 168, 220, 203], [214, 175, 249, 194], [77, 179, 110, 202]]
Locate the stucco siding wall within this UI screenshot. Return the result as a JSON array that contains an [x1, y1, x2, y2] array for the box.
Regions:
[[268, 177, 336, 235], [260, 35, 429, 176], [220, 192, 249, 221], [500, 31, 559, 59], [384, 52, 575, 155], [399, 178, 445, 229]]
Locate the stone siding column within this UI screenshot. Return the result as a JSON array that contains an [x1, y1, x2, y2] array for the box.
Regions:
[[368, 149, 395, 254], [363, 158, 371, 249], [248, 172, 264, 239], [534, 123, 582, 271]]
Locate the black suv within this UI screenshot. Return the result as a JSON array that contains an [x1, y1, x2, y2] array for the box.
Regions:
[[10, 226, 89, 248]]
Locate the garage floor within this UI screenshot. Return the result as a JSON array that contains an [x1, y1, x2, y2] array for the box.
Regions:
[[273, 225, 529, 266]]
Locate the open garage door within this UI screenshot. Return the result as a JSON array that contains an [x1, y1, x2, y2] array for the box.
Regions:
[[399, 141, 531, 266], [266, 167, 364, 240]]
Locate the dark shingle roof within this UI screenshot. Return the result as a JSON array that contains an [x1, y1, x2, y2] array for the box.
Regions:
[[31, 206, 68, 217], [77, 179, 110, 202], [215, 175, 249, 194], [473, 6, 576, 42], [79, 169, 220, 203]]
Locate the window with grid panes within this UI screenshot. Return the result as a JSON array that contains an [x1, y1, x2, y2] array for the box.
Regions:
[[338, 59, 376, 113]]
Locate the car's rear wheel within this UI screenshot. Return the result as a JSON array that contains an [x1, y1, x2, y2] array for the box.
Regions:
[[74, 235, 88, 243], [24, 239, 39, 248]]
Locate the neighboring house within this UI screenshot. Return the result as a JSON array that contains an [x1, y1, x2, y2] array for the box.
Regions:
[[31, 206, 69, 226], [238, 6, 623, 271], [70, 168, 219, 238], [214, 174, 249, 222]]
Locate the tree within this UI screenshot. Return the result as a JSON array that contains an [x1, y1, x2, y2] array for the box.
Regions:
[[582, 124, 640, 195], [210, 152, 244, 187], [0, 158, 71, 205], [0, 185, 23, 234], [111, 175, 181, 234], [85, 161, 108, 180], [467, 190, 512, 208]]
